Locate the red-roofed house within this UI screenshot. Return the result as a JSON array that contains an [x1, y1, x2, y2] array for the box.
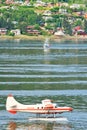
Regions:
[[0, 28, 7, 35]]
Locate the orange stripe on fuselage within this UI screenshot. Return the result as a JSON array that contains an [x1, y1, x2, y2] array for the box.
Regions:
[[9, 107, 73, 114]]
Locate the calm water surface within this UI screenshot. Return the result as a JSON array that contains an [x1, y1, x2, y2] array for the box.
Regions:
[[0, 39, 87, 130], [0, 39, 87, 89]]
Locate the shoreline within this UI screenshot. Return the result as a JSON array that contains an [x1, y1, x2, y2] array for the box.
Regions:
[[0, 34, 87, 41]]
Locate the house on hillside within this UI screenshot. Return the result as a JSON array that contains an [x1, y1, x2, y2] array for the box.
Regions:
[[0, 28, 7, 35], [59, 8, 67, 14], [84, 13, 87, 19], [43, 10, 53, 21], [34, 0, 46, 7], [70, 4, 80, 9], [26, 26, 40, 35], [54, 28, 65, 37], [43, 10, 52, 16], [73, 26, 86, 35], [11, 29, 21, 35]]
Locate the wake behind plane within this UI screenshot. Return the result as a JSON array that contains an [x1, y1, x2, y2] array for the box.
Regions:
[[6, 94, 73, 117]]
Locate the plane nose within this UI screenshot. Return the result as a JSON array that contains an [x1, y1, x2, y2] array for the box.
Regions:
[[69, 107, 73, 111]]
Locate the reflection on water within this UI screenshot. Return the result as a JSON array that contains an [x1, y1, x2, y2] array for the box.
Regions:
[[43, 38, 50, 53], [8, 122, 16, 130], [7, 121, 71, 130]]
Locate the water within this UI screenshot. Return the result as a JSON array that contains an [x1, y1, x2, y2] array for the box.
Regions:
[[0, 39, 87, 89], [0, 39, 87, 129], [0, 90, 87, 130]]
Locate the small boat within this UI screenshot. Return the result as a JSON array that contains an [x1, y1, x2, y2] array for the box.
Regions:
[[43, 38, 50, 52], [6, 94, 73, 116]]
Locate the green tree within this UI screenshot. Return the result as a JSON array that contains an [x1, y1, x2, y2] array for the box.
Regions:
[[45, 24, 54, 30], [84, 19, 87, 33], [63, 17, 72, 35], [74, 19, 82, 27], [6, 19, 14, 30], [18, 22, 27, 34], [34, 24, 40, 30], [50, 7, 59, 14], [0, 16, 6, 27]]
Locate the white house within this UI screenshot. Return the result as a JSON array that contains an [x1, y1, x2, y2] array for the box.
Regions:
[[54, 30, 65, 36], [0, 28, 7, 35], [11, 29, 21, 35]]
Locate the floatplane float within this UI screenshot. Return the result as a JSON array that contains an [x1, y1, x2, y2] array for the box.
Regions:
[[6, 94, 73, 122]]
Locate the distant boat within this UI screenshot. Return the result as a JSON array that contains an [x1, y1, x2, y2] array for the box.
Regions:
[[43, 38, 50, 52]]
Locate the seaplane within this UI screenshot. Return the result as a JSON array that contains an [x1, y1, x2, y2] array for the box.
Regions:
[[6, 94, 73, 119]]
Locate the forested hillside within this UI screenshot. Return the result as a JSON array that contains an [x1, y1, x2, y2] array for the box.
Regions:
[[0, 0, 87, 36]]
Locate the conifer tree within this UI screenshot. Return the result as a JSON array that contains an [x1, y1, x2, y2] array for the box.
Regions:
[[63, 17, 72, 35], [84, 19, 87, 34]]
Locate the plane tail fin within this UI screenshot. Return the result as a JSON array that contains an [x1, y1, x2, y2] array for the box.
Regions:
[[6, 94, 18, 114]]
